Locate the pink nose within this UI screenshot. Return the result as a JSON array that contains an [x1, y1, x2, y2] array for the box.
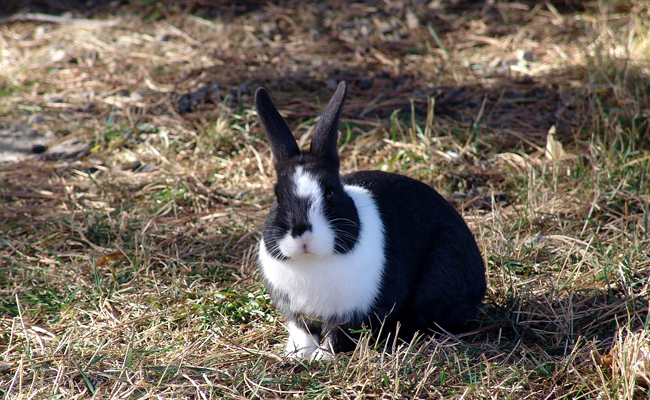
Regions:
[[296, 233, 314, 253], [296, 232, 313, 245]]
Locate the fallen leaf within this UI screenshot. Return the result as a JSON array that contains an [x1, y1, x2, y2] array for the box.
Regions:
[[96, 251, 126, 266], [545, 126, 569, 162]]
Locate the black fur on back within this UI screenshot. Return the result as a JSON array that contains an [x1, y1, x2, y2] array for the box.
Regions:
[[347, 171, 485, 337]]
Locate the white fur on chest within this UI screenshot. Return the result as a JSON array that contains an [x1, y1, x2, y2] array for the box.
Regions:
[[259, 185, 385, 320]]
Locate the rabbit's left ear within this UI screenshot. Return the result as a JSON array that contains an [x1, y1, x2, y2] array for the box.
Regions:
[[256, 87, 300, 167], [310, 81, 348, 168]]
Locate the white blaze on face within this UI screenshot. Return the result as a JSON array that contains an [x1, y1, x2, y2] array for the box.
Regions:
[[276, 166, 335, 258], [294, 166, 320, 200]]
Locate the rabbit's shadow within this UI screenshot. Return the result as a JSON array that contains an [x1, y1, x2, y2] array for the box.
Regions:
[[460, 287, 648, 363]]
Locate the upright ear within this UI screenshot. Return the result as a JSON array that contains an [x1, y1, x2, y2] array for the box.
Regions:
[[255, 87, 300, 167], [310, 81, 348, 168]]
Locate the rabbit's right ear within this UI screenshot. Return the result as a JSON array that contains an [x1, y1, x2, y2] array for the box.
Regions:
[[255, 87, 300, 166], [310, 81, 347, 169]]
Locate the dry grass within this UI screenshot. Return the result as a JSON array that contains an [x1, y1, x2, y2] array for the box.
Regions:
[[1, 0, 649, 398]]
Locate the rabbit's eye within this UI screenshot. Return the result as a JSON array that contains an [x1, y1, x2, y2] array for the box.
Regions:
[[325, 189, 334, 202]]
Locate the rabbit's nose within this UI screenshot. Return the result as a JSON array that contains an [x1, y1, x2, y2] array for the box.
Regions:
[[295, 232, 314, 247]]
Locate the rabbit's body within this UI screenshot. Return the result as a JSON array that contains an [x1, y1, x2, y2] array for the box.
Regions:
[[255, 82, 486, 360]]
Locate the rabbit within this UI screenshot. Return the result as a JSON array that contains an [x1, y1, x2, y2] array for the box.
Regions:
[[255, 81, 486, 360]]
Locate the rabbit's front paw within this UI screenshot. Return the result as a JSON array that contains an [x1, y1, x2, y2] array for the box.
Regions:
[[309, 347, 333, 361], [285, 322, 319, 360]]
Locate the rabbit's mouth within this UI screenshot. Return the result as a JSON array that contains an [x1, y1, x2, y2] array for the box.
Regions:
[[292, 231, 314, 255], [297, 234, 317, 255], [293, 243, 319, 257]]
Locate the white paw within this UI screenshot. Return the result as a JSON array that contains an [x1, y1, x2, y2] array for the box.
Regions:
[[310, 335, 334, 361], [286, 344, 318, 359], [285, 321, 319, 359], [309, 347, 333, 361]]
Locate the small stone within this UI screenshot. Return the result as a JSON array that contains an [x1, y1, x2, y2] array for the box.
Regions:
[[31, 144, 47, 154], [44, 95, 64, 103], [141, 163, 157, 172]]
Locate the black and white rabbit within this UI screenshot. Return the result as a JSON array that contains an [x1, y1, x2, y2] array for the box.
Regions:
[[255, 81, 486, 360]]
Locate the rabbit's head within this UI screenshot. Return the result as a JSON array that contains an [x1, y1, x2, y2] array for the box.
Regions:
[[255, 82, 360, 260]]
